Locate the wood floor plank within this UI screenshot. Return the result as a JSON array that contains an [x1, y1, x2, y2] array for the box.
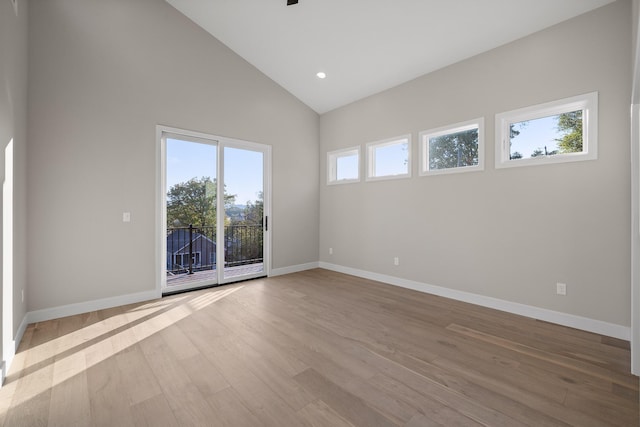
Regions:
[[47, 349, 91, 427], [0, 269, 636, 426], [367, 373, 487, 427], [296, 399, 356, 427], [130, 393, 181, 427], [293, 368, 397, 427], [404, 413, 446, 427], [205, 387, 265, 427], [114, 343, 164, 406], [203, 336, 313, 427], [136, 331, 218, 426], [85, 347, 136, 427], [447, 323, 638, 390]]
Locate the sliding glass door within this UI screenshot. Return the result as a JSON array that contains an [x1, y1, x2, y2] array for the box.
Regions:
[[222, 146, 266, 281], [159, 127, 270, 294]]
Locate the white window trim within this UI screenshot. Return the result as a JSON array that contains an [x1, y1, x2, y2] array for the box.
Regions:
[[365, 135, 412, 182], [327, 146, 360, 185], [495, 91, 598, 169], [419, 118, 484, 177]]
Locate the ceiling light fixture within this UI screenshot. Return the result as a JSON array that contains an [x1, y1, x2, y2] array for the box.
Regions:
[[316, 72, 326, 79]]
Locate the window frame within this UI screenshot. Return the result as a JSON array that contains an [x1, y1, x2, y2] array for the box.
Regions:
[[365, 135, 412, 182], [327, 146, 361, 185], [495, 91, 598, 169], [419, 118, 484, 177]]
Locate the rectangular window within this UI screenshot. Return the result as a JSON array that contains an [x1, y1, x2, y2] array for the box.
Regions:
[[327, 146, 360, 185], [495, 92, 597, 168], [366, 135, 411, 181], [419, 118, 484, 176]]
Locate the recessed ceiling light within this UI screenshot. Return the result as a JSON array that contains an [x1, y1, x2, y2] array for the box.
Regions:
[[316, 72, 326, 79]]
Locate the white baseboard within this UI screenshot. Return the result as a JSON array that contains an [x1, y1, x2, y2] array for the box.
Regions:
[[270, 262, 319, 277], [26, 289, 161, 324], [14, 314, 28, 354], [319, 262, 631, 341], [1, 314, 30, 387]]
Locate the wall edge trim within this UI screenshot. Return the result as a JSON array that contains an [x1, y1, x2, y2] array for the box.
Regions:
[[318, 262, 630, 340], [271, 262, 320, 277], [25, 289, 161, 325]]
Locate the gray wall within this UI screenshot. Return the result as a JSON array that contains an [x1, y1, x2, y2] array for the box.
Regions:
[[27, 0, 319, 311], [0, 0, 28, 364], [320, 1, 632, 327]]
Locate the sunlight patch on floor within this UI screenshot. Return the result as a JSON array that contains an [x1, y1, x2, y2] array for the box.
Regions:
[[2, 285, 244, 411]]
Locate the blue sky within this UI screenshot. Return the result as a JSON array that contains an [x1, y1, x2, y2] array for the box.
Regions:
[[374, 143, 409, 176], [510, 115, 562, 158], [166, 138, 263, 205]]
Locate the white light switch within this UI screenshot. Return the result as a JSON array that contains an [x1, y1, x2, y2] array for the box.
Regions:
[[122, 212, 131, 222]]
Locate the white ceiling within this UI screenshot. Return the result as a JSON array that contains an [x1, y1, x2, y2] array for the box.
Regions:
[[166, 0, 615, 114]]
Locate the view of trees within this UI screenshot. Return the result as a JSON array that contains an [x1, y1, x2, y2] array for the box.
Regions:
[[166, 177, 236, 228], [429, 129, 478, 170], [510, 110, 583, 160], [167, 177, 264, 268], [510, 124, 523, 159], [556, 110, 583, 153]]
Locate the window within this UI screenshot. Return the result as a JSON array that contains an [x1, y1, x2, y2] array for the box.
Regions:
[[174, 252, 201, 267], [327, 146, 360, 185], [419, 118, 484, 176], [495, 92, 598, 168], [366, 135, 411, 181]]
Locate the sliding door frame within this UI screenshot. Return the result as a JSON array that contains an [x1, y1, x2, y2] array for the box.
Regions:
[[156, 125, 272, 295]]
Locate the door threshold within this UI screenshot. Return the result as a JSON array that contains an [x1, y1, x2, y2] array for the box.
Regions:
[[162, 275, 267, 297]]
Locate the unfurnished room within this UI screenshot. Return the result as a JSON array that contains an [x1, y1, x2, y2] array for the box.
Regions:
[[1, 0, 640, 425]]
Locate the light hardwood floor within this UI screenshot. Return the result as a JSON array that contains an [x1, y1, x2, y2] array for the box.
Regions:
[[0, 269, 638, 426]]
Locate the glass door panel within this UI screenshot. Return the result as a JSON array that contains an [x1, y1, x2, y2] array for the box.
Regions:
[[221, 146, 265, 281], [164, 136, 218, 292]]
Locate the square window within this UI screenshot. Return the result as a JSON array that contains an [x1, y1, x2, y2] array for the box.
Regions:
[[327, 146, 360, 185], [366, 135, 411, 181], [495, 92, 597, 168], [419, 118, 484, 176]]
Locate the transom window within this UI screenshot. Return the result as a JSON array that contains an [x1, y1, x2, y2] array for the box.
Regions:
[[419, 118, 484, 176], [327, 146, 360, 185], [366, 135, 411, 181], [495, 92, 598, 168]]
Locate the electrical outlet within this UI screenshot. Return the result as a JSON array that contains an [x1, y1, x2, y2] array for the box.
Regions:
[[329, 247, 333, 255], [394, 257, 399, 266], [122, 212, 131, 222], [556, 282, 567, 296]]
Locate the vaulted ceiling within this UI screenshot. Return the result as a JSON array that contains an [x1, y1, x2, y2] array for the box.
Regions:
[[166, 0, 615, 114]]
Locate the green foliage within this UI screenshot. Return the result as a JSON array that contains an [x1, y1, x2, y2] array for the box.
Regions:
[[229, 191, 264, 264], [242, 191, 264, 226], [428, 129, 478, 170], [510, 124, 521, 139], [556, 110, 583, 153], [509, 123, 526, 159], [166, 177, 236, 228]]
